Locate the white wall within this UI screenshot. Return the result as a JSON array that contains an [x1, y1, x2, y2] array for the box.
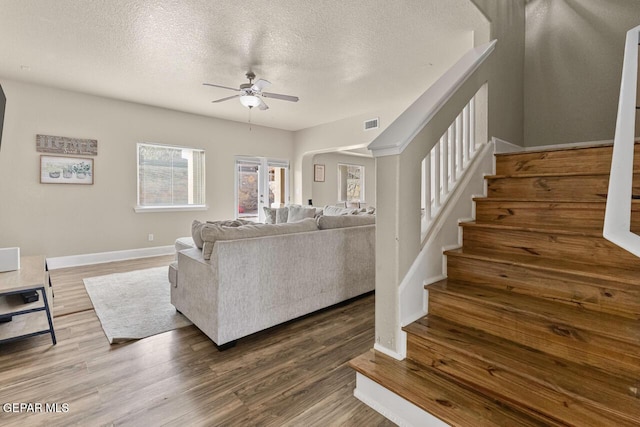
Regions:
[[310, 152, 376, 208], [0, 79, 294, 257], [524, 0, 640, 146]]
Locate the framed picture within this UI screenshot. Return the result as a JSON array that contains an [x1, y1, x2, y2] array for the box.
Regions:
[[314, 164, 325, 182], [40, 155, 94, 185]]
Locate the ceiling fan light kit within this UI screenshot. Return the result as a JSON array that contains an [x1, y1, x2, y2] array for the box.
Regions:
[[239, 95, 261, 108], [204, 72, 299, 111]]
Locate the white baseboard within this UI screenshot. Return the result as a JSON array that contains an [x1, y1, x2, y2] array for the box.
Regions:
[[492, 137, 522, 154], [374, 340, 406, 361], [46, 245, 175, 270], [354, 373, 449, 427]]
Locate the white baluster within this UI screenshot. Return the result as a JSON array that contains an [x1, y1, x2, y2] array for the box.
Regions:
[[434, 140, 441, 212], [441, 131, 448, 197], [456, 114, 463, 178], [470, 96, 476, 155], [422, 154, 431, 222], [463, 102, 470, 165]]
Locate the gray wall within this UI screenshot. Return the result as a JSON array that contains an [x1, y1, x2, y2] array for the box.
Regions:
[[472, 0, 527, 146], [524, 0, 640, 146]]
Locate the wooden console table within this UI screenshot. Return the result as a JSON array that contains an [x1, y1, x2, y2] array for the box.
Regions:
[[0, 255, 56, 345]]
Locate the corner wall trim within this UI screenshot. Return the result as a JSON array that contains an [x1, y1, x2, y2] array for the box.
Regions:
[[46, 245, 174, 270]]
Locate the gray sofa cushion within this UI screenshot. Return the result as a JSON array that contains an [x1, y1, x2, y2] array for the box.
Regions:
[[323, 205, 359, 216], [201, 218, 319, 260], [287, 206, 316, 223], [192, 219, 253, 248], [317, 214, 375, 229]]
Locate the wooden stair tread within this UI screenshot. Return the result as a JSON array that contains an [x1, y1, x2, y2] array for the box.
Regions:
[[486, 171, 611, 179], [404, 315, 640, 425], [473, 197, 640, 204], [444, 247, 640, 286], [349, 350, 552, 427], [426, 280, 640, 346], [458, 220, 606, 237]]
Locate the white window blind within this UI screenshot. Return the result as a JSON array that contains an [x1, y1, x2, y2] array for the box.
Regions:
[[137, 143, 205, 208]]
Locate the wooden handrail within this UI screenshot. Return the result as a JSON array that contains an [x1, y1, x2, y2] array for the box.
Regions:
[[368, 40, 496, 158], [603, 25, 640, 257]]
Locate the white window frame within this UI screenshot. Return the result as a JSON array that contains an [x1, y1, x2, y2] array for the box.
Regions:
[[135, 142, 207, 213], [337, 163, 365, 203]]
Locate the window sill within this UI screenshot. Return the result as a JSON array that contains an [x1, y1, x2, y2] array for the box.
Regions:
[[134, 205, 208, 213]]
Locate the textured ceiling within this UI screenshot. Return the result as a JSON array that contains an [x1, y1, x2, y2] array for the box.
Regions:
[[0, 0, 488, 131]]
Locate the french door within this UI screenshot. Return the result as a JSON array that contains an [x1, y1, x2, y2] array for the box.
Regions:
[[235, 157, 289, 222]]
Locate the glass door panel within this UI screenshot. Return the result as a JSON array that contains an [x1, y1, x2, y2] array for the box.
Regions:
[[236, 160, 260, 221], [236, 158, 289, 222]]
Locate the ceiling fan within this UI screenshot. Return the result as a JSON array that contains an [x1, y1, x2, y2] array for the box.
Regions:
[[203, 72, 299, 110]]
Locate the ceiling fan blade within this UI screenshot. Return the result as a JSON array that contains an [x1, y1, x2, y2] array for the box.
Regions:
[[203, 83, 240, 92], [211, 94, 240, 103], [251, 79, 271, 92], [262, 92, 299, 102], [257, 98, 269, 110]]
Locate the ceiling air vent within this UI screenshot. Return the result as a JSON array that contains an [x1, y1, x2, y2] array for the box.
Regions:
[[364, 118, 379, 131]]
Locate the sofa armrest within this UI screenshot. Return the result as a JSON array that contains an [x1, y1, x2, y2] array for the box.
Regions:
[[172, 248, 221, 343]]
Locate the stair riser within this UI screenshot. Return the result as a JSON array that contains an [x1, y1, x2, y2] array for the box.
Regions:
[[486, 175, 615, 200], [495, 144, 640, 176], [428, 292, 640, 377], [446, 255, 640, 319], [475, 201, 608, 229], [462, 226, 640, 269], [406, 336, 637, 427]]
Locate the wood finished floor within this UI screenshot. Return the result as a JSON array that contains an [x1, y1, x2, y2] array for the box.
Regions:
[[0, 256, 394, 427]]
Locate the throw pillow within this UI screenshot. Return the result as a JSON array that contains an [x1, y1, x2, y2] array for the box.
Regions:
[[287, 206, 316, 223], [264, 207, 289, 224], [263, 207, 277, 224], [276, 208, 289, 223], [191, 220, 205, 249]]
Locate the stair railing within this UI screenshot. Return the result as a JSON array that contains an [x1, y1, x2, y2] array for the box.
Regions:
[[604, 25, 640, 257], [421, 95, 479, 240], [368, 40, 495, 358]]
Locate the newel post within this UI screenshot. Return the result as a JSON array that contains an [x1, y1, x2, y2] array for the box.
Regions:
[[374, 147, 422, 358]]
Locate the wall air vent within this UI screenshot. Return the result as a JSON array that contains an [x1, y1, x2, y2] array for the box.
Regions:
[[363, 118, 379, 131]]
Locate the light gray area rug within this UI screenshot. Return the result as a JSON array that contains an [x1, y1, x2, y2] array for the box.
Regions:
[[83, 266, 192, 344]]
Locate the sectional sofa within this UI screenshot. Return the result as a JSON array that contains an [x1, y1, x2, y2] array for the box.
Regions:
[[169, 207, 375, 349]]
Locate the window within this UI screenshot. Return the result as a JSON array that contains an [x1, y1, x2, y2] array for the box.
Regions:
[[338, 163, 364, 203], [235, 157, 289, 222], [136, 143, 205, 211]]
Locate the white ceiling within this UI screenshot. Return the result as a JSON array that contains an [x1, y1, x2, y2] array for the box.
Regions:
[[0, 0, 488, 131]]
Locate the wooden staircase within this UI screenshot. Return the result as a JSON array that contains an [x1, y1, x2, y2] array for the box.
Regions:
[[350, 144, 640, 426]]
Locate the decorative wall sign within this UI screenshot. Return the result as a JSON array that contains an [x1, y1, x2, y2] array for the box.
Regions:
[[314, 164, 325, 182], [36, 134, 98, 156], [40, 155, 94, 185]]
